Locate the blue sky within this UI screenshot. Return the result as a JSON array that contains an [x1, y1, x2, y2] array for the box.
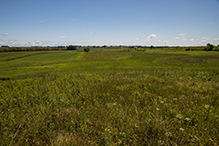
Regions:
[[0, 0, 219, 46]]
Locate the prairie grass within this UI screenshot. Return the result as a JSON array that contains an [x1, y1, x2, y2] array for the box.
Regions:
[[0, 49, 219, 145]]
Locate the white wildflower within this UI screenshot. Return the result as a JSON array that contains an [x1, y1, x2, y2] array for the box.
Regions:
[[173, 98, 178, 101], [176, 114, 182, 119], [184, 117, 191, 121], [134, 123, 138, 128], [160, 100, 164, 104], [165, 132, 172, 137], [205, 104, 210, 109], [118, 139, 122, 145], [156, 108, 160, 111], [179, 128, 184, 131], [158, 140, 165, 145]]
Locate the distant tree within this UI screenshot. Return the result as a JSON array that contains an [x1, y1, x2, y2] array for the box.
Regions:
[[150, 45, 154, 49], [205, 43, 214, 51], [57, 46, 65, 48], [84, 47, 90, 52], [67, 45, 77, 50], [1, 45, 9, 48]]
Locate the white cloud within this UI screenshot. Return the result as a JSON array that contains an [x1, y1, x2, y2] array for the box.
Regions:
[[148, 34, 157, 39], [1, 33, 10, 36], [190, 39, 194, 41], [89, 32, 94, 34], [174, 34, 187, 40], [163, 40, 168, 44], [213, 38, 219, 40], [60, 36, 66, 38], [35, 41, 42, 45], [135, 38, 139, 40], [39, 20, 45, 22], [145, 34, 157, 41], [179, 33, 187, 36], [178, 34, 187, 38], [202, 37, 208, 40], [200, 40, 207, 43]]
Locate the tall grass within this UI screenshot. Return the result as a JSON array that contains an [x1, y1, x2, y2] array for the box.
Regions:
[[0, 70, 219, 145]]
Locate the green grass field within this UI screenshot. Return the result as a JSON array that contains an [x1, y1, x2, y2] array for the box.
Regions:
[[0, 49, 219, 145]]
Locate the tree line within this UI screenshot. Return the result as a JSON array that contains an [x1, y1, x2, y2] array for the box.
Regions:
[[1, 43, 219, 53]]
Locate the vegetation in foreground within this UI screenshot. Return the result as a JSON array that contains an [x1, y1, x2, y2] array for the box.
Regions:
[[0, 49, 219, 145]]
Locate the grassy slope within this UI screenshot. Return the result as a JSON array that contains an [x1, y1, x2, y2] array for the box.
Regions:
[[0, 49, 219, 145], [0, 51, 84, 78]]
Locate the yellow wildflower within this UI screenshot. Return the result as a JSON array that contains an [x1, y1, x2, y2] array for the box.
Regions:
[[105, 127, 112, 133]]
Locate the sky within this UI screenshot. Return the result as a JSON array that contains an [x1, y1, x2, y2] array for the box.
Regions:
[[0, 0, 219, 46]]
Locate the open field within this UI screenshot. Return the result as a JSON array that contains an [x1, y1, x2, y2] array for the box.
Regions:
[[0, 49, 219, 145], [1, 48, 219, 79]]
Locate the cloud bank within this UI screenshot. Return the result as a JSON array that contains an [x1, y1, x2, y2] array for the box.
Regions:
[[1, 33, 10, 36]]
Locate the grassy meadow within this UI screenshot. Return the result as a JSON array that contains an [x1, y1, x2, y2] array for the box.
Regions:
[[0, 48, 219, 145]]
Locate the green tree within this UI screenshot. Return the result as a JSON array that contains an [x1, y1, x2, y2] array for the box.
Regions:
[[205, 43, 214, 51], [84, 47, 90, 52], [1, 45, 9, 48], [67, 45, 77, 50]]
